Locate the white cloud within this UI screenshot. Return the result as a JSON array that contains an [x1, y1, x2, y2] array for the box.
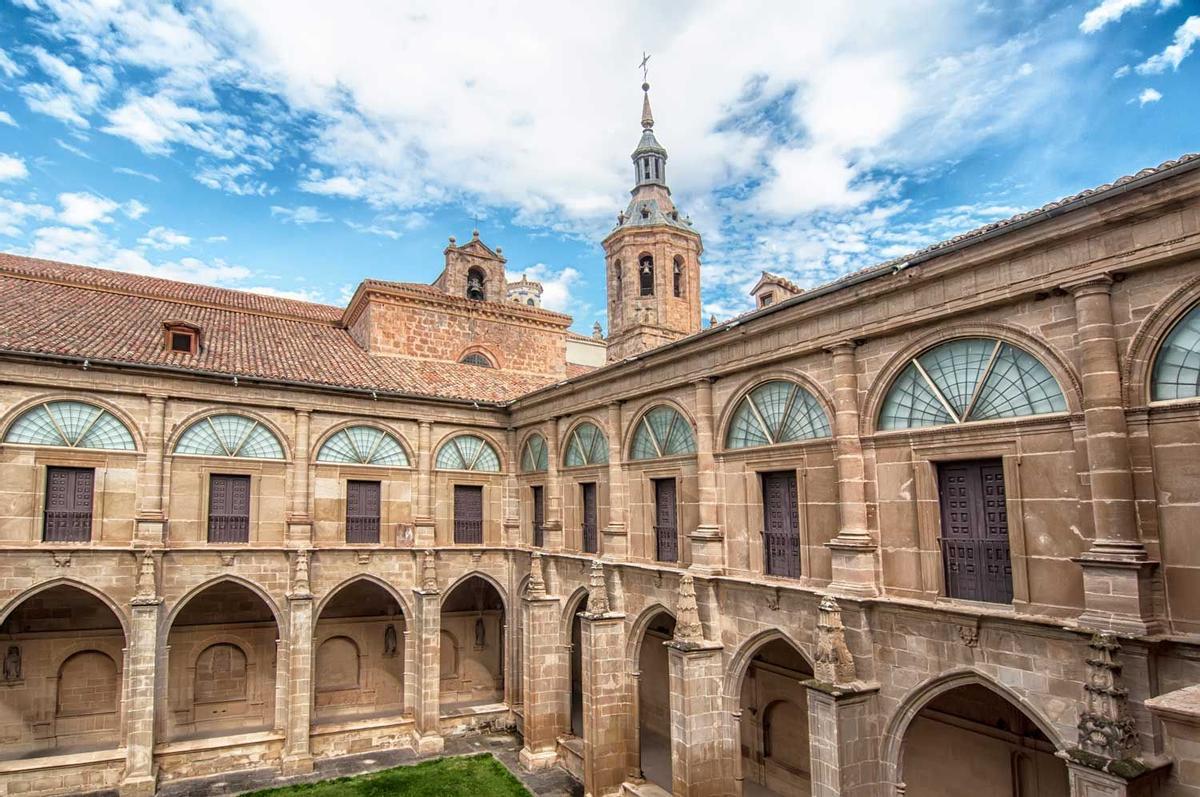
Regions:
[[57, 192, 119, 226], [55, 138, 93, 159], [754, 147, 879, 216], [195, 161, 270, 196], [270, 205, 332, 225], [1080, 0, 1179, 33], [1137, 87, 1163, 105], [20, 48, 110, 127], [0, 48, 23, 78], [113, 166, 162, 182], [206, 234, 229, 242], [520, 263, 584, 315], [0, 153, 29, 181], [345, 220, 402, 239], [123, 199, 149, 220], [0, 197, 55, 237], [1136, 16, 1200, 74], [138, 226, 191, 250], [103, 92, 235, 157], [243, 285, 327, 302], [0, 111, 16, 127]]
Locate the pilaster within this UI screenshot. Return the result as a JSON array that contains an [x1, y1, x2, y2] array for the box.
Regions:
[[286, 408, 313, 548], [281, 549, 314, 775], [412, 550, 444, 753], [134, 394, 167, 547], [804, 684, 881, 797], [120, 551, 161, 797], [414, 420, 436, 547], [666, 641, 730, 796], [579, 563, 628, 796], [519, 555, 564, 771], [602, 401, 629, 560], [689, 378, 724, 574], [543, 417, 565, 551]]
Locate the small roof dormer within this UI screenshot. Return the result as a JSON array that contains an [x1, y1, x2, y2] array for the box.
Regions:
[[162, 319, 201, 355], [750, 271, 803, 309]]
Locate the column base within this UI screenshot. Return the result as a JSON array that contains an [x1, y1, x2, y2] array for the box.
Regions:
[[518, 746, 559, 771], [688, 524, 724, 575], [414, 732, 444, 755], [826, 537, 880, 598], [118, 774, 157, 797], [413, 519, 436, 548], [280, 754, 315, 776], [1065, 751, 1168, 797], [133, 516, 165, 547], [1074, 556, 1162, 636], [601, 522, 628, 560], [285, 518, 313, 548]]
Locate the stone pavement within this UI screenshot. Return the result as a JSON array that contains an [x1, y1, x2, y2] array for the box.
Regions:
[[153, 732, 583, 797]]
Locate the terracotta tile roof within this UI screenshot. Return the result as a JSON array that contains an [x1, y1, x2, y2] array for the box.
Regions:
[[0, 255, 556, 403], [565, 362, 598, 378]]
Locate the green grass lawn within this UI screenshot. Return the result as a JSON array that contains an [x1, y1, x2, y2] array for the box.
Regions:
[[243, 753, 532, 797]]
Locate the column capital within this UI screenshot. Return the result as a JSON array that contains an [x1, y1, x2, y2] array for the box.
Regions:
[[143, 392, 169, 403], [293, 407, 312, 417], [824, 339, 859, 355], [1062, 273, 1115, 297], [690, 375, 717, 387]]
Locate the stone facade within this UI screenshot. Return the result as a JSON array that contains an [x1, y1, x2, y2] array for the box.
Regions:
[[0, 87, 1199, 797]]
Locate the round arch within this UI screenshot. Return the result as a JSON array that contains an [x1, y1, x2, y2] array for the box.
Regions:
[[166, 406, 293, 461], [863, 324, 1083, 436], [880, 668, 1070, 788], [311, 420, 414, 467], [714, 369, 837, 453], [561, 415, 611, 468], [622, 398, 698, 461], [314, 574, 413, 623], [560, 586, 591, 642], [1122, 272, 1200, 406], [440, 571, 510, 615], [0, 392, 145, 452], [432, 429, 507, 472], [625, 602, 676, 664], [0, 578, 131, 639], [162, 574, 286, 634], [455, 343, 504, 369], [722, 627, 815, 703]]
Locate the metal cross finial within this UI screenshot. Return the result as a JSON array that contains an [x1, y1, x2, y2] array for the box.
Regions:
[[639, 52, 651, 83]]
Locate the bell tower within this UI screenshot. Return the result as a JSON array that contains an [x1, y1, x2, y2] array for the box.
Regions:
[[603, 77, 702, 362]]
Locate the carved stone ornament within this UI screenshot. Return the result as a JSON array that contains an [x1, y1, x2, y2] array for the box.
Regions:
[[526, 552, 546, 598], [292, 549, 311, 596], [421, 549, 438, 591], [135, 551, 156, 600], [1077, 632, 1139, 760], [673, 574, 703, 644], [814, 595, 857, 685], [587, 560, 610, 615]]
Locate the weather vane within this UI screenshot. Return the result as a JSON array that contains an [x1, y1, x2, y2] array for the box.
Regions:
[[639, 51, 651, 84]]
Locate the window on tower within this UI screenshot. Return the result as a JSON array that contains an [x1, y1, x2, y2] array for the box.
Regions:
[[643, 158, 651, 180], [673, 257, 684, 298], [639, 255, 655, 297], [614, 260, 623, 296], [466, 267, 486, 301]]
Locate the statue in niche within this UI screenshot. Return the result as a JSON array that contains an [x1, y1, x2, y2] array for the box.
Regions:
[[3, 645, 19, 681], [474, 616, 486, 650], [383, 624, 398, 658]]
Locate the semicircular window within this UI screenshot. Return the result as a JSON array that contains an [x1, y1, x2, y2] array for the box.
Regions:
[[726, 380, 831, 449], [521, 434, 548, 473], [564, 422, 609, 467], [630, 406, 696, 460], [460, 352, 494, 368], [1151, 303, 1200, 401], [878, 338, 1066, 431], [317, 426, 410, 466], [4, 400, 135, 450], [435, 434, 501, 472], [175, 414, 284, 459]]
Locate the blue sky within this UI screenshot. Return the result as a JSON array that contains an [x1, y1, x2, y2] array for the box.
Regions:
[[0, 0, 1196, 333]]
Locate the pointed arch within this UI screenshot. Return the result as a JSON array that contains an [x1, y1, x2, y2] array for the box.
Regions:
[[441, 571, 510, 615], [314, 573, 412, 622], [723, 627, 815, 702], [0, 578, 130, 639], [163, 574, 285, 633], [625, 602, 676, 663], [561, 586, 591, 642]]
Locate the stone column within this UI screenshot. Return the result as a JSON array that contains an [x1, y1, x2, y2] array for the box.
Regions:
[[134, 394, 167, 546], [689, 379, 725, 574], [579, 563, 629, 796], [282, 550, 314, 775], [503, 427, 521, 546], [519, 554, 564, 771], [824, 342, 880, 597], [601, 401, 628, 559], [543, 418, 565, 551], [412, 551, 444, 753], [286, 409, 313, 548], [121, 552, 161, 797], [415, 420, 436, 547], [805, 686, 880, 797], [1065, 277, 1158, 635]]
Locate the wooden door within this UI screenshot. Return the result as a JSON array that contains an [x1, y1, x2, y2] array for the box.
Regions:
[[532, 485, 545, 548], [346, 480, 381, 543], [44, 466, 94, 542], [653, 478, 678, 562], [581, 482, 598, 553], [761, 471, 800, 578], [454, 484, 484, 544], [209, 474, 251, 543], [938, 459, 1013, 603]]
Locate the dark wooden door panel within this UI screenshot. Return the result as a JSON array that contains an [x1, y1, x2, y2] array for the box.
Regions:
[[937, 459, 1012, 604], [762, 471, 800, 578], [653, 478, 678, 563], [532, 485, 545, 548], [346, 480, 381, 543], [454, 485, 484, 544], [44, 467, 94, 542], [209, 474, 251, 543], [581, 482, 597, 553]]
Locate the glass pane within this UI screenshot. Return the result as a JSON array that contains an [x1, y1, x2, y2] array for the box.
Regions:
[[317, 430, 360, 463], [630, 422, 659, 460], [749, 381, 793, 440], [47, 401, 101, 446], [175, 418, 225, 455], [662, 413, 695, 455], [970, 343, 1067, 420], [474, 443, 501, 472], [435, 438, 467, 469], [879, 364, 954, 430], [726, 402, 770, 449], [209, 414, 253, 454], [917, 338, 996, 418], [455, 435, 484, 469], [534, 437, 548, 470], [646, 407, 673, 448], [778, 388, 832, 441], [346, 426, 383, 461], [237, 423, 285, 459], [575, 424, 597, 463], [371, 433, 409, 466], [5, 405, 68, 446], [590, 432, 609, 465], [1152, 304, 1200, 400], [564, 434, 585, 467], [522, 435, 546, 472], [78, 411, 136, 450]]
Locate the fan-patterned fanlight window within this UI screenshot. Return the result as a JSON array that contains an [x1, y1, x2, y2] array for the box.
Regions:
[[726, 380, 831, 449], [175, 414, 284, 459], [435, 434, 501, 472], [521, 434, 549, 473], [878, 338, 1067, 430], [564, 422, 609, 467], [629, 406, 696, 460], [317, 426, 409, 466], [1152, 303, 1200, 401], [4, 400, 135, 450]]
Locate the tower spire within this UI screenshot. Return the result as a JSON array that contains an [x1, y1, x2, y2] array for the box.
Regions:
[[641, 82, 654, 130]]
